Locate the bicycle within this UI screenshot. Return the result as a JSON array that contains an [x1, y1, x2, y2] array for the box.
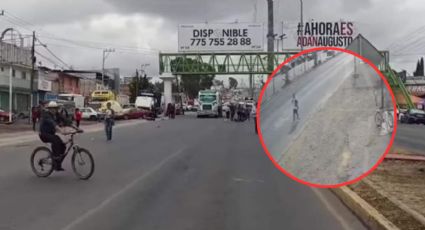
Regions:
[[375, 109, 394, 131], [30, 128, 95, 180]]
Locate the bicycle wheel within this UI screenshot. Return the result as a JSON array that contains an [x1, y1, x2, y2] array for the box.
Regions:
[[30, 146, 54, 177], [71, 148, 94, 180]]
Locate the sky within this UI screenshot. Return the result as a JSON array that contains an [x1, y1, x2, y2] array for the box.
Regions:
[[1, 0, 425, 79]]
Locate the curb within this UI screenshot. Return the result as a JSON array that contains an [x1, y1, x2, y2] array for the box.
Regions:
[[385, 153, 425, 161], [331, 186, 399, 230]]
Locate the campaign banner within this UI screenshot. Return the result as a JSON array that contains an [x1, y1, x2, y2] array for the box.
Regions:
[[178, 23, 264, 52], [281, 21, 356, 49]]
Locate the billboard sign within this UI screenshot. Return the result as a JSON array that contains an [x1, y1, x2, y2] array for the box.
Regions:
[[281, 21, 356, 49], [178, 23, 264, 52], [37, 71, 52, 91]]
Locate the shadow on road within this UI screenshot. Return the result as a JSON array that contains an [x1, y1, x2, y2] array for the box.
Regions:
[[289, 120, 299, 134]]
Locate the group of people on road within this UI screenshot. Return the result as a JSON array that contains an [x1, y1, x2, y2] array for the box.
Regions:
[[224, 101, 258, 134], [226, 103, 254, 122]]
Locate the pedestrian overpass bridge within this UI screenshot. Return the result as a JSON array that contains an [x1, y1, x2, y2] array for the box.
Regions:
[[159, 34, 415, 110]]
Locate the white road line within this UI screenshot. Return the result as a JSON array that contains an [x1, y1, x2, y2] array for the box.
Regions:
[[232, 177, 265, 183], [311, 189, 355, 230], [338, 147, 352, 176], [61, 148, 186, 230]]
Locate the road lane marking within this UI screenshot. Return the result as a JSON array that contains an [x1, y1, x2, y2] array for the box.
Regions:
[[338, 147, 352, 176], [232, 177, 265, 183], [61, 148, 186, 230], [311, 189, 356, 230]]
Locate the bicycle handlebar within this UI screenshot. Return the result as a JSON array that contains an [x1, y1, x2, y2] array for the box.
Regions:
[[65, 125, 84, 135]]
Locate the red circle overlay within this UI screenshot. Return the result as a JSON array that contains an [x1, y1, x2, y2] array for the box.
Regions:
[[256, 47, 398, 188]]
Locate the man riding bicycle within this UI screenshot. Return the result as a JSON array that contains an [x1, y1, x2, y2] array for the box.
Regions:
[[38, 101, 76, 171]]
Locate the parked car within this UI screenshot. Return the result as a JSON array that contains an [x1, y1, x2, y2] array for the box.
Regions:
[[401, 109, 425, 124], [80, 107, 99, 120], [122, 108, 144, 120], [0, 109, 16, 123]]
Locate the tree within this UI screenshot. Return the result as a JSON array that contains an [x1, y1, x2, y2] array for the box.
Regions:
[[128, 70, 155, 103], [413, 57, 424, 76], [170, 57, 215, 99]]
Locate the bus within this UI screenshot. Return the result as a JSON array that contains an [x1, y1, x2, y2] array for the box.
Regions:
[[91, 90, 116, 102], [89, 90, 116, 111]]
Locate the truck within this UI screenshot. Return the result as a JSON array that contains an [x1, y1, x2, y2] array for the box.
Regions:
[[135, 92, 162, 119], [197, 90, 222, 118], [116, 94, 130, 107], [58, 94, 85, 109]]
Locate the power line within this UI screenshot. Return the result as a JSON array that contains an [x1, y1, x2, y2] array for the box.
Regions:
[[4, 10, 38, 28], [36, 38, 71, 69], [35, 50, 65, 69], [1, 9, 163, 71], [1, 9, 162, 54], [2, 9, 53, 36], [0, 15, 34, 33], [43, 40, 159, 56], [39, 35, 161, 52]]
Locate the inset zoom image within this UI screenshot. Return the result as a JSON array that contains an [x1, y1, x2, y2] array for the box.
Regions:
[[258, 49, 397, 186]]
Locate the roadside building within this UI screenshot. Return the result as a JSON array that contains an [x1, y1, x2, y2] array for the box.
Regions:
[[63, 69, 116, 92], [36, 66, 55, 101], [0, 36, 33, 115]]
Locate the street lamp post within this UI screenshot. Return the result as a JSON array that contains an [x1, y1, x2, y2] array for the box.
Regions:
[[102, 48, 115, 89], [9, 65, 13, 123]]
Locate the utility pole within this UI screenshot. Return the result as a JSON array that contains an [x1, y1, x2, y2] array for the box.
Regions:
[[253, 1, 258, 22], [29, 30, 35, 123], [136, 69, 139, 96], [299, 0, 304, 51], [266, 0, 275, 97], [102, 48, 115, 90], [9, 64, 12, 123], [267, 0, 274, 56]]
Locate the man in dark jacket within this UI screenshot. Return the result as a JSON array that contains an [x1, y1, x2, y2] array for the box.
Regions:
[[38, 101, 70, 171]]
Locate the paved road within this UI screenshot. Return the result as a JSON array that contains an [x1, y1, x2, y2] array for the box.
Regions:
[[394, 123, 425, 156], [0, 115, 365, 230]]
